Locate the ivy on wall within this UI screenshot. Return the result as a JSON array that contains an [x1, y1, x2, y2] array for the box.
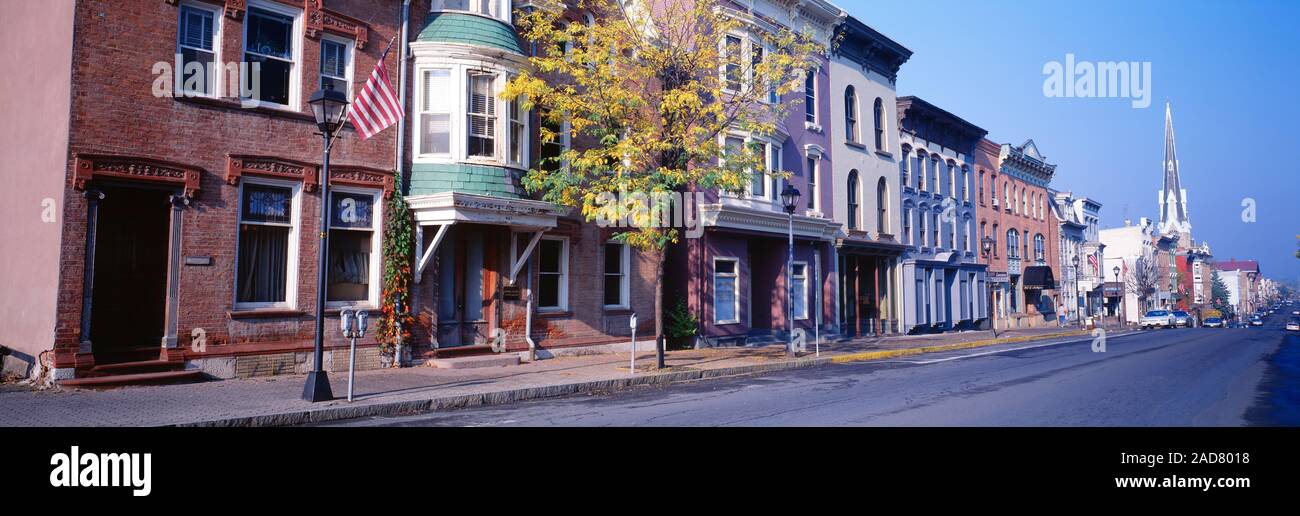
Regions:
[[376, 177, 415, 360]]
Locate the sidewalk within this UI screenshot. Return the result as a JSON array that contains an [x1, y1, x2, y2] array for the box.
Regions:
[[0, 326, 1094, 427]]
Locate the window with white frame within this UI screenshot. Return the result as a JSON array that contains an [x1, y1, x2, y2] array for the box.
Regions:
[[714, 258, 739, 324], [791, 262, 808, 320], [932, 211, 940, 249], [431, 0, 506, 22], [847, 171, 859, 230], [948, 162, 956, 198], [419, 69, 452, 155], [768, 142, 781, 201], [327, 189, 380, 306], [917, 207, 927, 247], [538, 108, 569, 173], [507, 93, 527, 166], [320, 36, 352, 98], [1034, 234, 1045, 262], [243, 3, 300, 108], [723, 34, 743, 92], [873, 97, 885, 150], [538, 238, 568, 310], [603, 242, 630, 308], [844, 86, 858, 143], [902, 208, 912, 245], [806, 156, 818, 211], [177, 1, 220, 97], [235, 180, 298, 308], [467, 71, 497, 158], [804, 69, 817, 124], [899, 146, 910, 187]]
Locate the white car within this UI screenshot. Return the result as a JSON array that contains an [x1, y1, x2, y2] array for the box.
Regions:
[[1286, 320, 1300, 332], [1140, 310, 1175, 329]]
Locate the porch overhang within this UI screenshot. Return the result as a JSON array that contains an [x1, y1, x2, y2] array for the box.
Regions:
[[698, 203, 840, 241], [407, 191, 568, 230], [836, 231, 907, 256]]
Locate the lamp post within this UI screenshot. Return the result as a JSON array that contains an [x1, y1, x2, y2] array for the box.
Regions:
[[780, 183, 800, 357], [981, 235, 996, 338], [1113, 265, 1123, 328], [302, 84, 349, 403], [1072, 254, 1082, 329]]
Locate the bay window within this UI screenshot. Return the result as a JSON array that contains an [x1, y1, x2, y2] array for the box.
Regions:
[[419, 69, 452, 155], [467, 71, 497, 158], [723, 35, 742, 92]]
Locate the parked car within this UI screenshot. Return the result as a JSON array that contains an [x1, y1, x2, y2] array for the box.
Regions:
[[1140, 310, 1176, 329], [1286, 319, 1300, 332], [1203, 317, 1224, 328], [1171, 310, 1192, 327], [1250, 315, 1264, 326], [1291, 310, 1299, 316]]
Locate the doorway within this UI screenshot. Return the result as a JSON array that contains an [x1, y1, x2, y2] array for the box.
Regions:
[[435, 226, 498, 347], [89, 185, 172, 363]]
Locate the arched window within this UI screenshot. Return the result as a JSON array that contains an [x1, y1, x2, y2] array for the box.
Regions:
[[1006, 229, 1019, 258], [873, 97, 885, 150], [902, 208, 912, 245], [844, 86, 858, 143], [916, 151, 926, 191], [847, 170, 859, 230], [1021, 190, 1027, 216], [1034, 234, 1045, 261], [899, 145, 911, 187], [918, 205, 928, 246], [947, 161, 956, 198], [961, 166, 970, 200], [876, 177, 889, 234]]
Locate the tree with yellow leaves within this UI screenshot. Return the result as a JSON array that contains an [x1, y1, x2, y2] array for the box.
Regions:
[[503, 0, 824, 366]]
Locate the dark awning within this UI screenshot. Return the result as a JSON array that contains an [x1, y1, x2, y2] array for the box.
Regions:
[[1023, 265, 1056, 289]]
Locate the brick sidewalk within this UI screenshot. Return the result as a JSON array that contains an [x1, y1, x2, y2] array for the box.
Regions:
[[0, 326, 1091, 427]]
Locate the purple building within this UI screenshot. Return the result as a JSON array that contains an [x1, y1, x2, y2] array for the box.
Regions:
[[665, 0, 843, 347]]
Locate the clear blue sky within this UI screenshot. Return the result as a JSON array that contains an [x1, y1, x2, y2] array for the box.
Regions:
[[839, 0, 1300, 283]]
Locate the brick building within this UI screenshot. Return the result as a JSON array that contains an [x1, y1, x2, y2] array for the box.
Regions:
[[974, 138, 1061, 329]]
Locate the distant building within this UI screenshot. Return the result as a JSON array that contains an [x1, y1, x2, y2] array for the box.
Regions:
[[1050, 191, 1104, 322], [1216, 259, 1261, 318]]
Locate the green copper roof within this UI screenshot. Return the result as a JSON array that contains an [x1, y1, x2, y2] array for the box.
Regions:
[[410, 162, 522, 199], [416, 13, 523, 55]]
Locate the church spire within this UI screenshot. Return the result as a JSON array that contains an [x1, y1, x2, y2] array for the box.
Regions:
[[1159, 101, 1190, 237]]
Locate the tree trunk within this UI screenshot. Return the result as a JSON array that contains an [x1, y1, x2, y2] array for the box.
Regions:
[[654, 246, 665, 369]]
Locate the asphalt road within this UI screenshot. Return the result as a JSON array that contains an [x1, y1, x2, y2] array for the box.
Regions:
[[326, 316, 1300, 427]]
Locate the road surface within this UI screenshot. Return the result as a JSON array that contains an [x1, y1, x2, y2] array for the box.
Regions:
[[323, 317, 1300, 426]]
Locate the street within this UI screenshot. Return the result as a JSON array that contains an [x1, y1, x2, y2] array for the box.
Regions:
[[324, 319, 1300, 426]]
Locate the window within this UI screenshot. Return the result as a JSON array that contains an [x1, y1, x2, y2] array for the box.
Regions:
[[714, 259, 739, 324], [978, 171, 985, 203], [419, 69, 452, 155], [804, 69, 817, 124], [932, 212, 940, 249], [876, 177, 889, 234], [965, 219, 972, 252], [1034, 234, 1045, 262], [873, 97, 885, 150], [961, 166, 969, 200], [1021, 190, 1028, 216], [723, 35, 742, 92], [847, 170, 859, 230], [917, 153, 927, 191], [948, 162, 956, 198], [806, 156, 817, 210], [991, 223, 998, 257], [538, 238, 568, 310], [467, 72, 497, 158], [235, 181, 298, 308], [431, 0, 504, 22], [320, 37, 352, 97], [899, 146, 911, 187], [918, 207, 927, 246], [177, 1, 219, 97], [538, 108, 569, 172], [932, 158, 940, 196], [243, 4, 299, 108], [507, 94, 526, 165], [768, 142, 781, 201], [844, 86, 858, 142], [749, 42, 764, 94], [902, 208, 912, 245], [327, 189, 380, 305], [1007, 229, 1019, 258], [604, 242, 629, 308], [791, 262, 808, 320]]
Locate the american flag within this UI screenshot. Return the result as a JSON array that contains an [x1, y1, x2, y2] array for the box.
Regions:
[[1088, 253, 1099, 275], [348, 38, 402, 140]]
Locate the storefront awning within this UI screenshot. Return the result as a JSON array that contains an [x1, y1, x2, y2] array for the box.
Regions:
[[1023, 265, 1056, 289]]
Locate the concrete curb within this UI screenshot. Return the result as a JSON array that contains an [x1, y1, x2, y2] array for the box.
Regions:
[[174, 356, 834, 427], [174, 329, 1104, 427]]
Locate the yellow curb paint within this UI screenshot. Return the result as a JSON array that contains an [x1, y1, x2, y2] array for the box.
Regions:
[[829, 331, 1088, 364]]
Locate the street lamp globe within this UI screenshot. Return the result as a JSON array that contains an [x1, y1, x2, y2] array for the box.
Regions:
[[309, 83, 350, 135], [780, 184, 800, 215], [1113, 265, 1120, 279], [981, 235, 994, 254]]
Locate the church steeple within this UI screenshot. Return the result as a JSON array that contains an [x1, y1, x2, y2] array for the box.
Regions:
[[1159, 102, 1191, 238]]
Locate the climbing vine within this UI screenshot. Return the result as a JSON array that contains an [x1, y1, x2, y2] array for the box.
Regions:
[[376, 177, 415, 360]]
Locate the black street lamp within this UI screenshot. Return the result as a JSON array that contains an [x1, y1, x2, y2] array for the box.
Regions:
[[781, 183, 800, 356], [302, 84, 349, 403], [1072, 254, 1082, 329], [981, 235, 996, 338], [1113, 265, 1123, 328]]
